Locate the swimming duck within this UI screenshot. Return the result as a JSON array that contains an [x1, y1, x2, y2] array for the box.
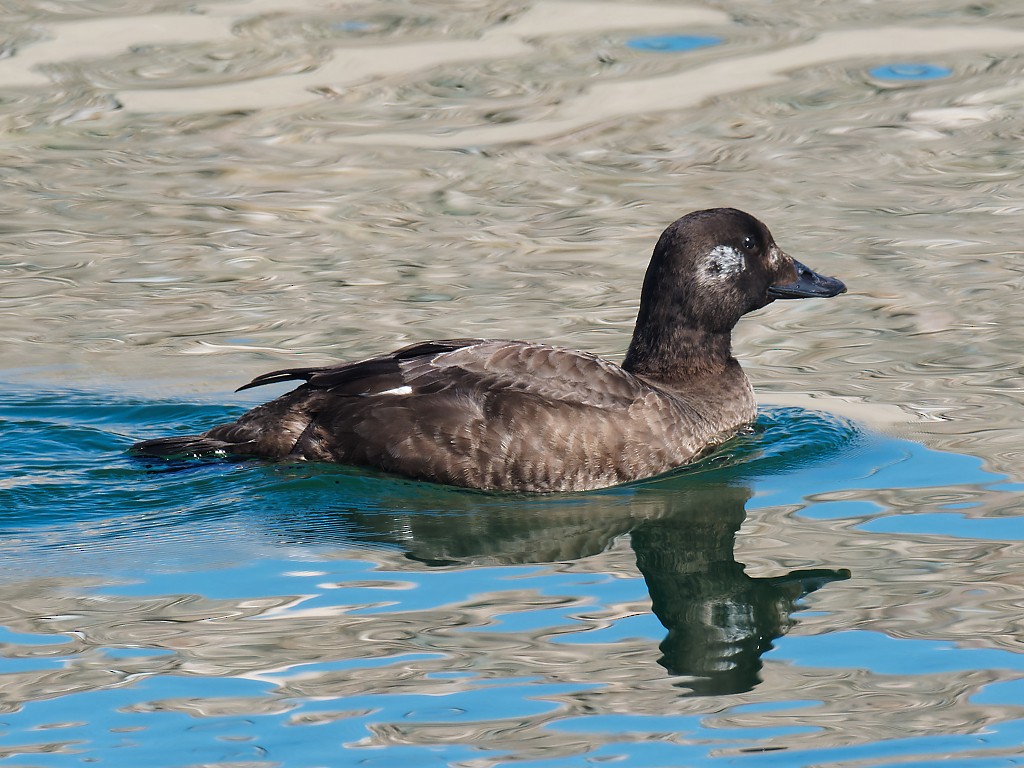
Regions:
[[132, 208, 845, 492]]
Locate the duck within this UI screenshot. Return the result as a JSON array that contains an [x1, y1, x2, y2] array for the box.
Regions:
[[131, 207, 845, 493]]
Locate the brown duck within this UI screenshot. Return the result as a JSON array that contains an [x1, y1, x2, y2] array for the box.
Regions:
[[132, 208, 846, 492]]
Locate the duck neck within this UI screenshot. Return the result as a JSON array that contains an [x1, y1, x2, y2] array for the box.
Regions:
[[622, 323, 736, 384]]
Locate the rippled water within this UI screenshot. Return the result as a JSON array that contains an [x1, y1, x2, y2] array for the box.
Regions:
[[2, 0, 1024, 765], [6, 398, 1020, 766]]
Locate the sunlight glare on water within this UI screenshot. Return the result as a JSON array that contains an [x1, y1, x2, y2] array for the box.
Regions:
[[2, 0, 1024, 765]]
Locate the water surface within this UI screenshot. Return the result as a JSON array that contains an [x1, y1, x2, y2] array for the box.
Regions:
[[2, 0, 1024, 764]]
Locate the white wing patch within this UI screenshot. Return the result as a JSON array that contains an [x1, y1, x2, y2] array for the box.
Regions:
[[706, 245, 745, 278], [376, 385, 413, 396]]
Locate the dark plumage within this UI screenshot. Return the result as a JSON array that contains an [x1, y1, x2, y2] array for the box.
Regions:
[[132, 208, 845, 492]]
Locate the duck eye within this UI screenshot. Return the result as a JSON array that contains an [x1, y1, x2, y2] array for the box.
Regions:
[[741, 235, 757, 251]]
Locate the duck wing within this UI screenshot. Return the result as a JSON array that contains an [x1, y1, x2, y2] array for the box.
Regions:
[[236, 338, 649, 410], [234, 339, 478, 393]]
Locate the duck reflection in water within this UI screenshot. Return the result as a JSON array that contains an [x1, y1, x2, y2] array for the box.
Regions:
[[273, 469, 850, 697], [627, 484, 847, 695]]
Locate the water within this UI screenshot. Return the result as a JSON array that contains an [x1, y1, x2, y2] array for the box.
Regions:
[[2, 399, 1015, 765], [2, 399, 1021, 765], [2, 0, 1024, 764]]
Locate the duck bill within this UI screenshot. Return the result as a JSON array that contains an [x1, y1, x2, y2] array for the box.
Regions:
[[767, 259, 846, 299]]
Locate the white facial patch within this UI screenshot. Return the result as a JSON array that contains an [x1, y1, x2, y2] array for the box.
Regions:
[[376, 385, 413, 396], [704, 245, 746, 280]]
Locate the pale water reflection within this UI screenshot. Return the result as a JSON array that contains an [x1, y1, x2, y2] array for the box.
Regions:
[[2, 0, 1024, 764]]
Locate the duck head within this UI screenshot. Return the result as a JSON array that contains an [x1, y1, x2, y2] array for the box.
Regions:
[[624, 208, 846, 378], [646, 207, 845, 327]]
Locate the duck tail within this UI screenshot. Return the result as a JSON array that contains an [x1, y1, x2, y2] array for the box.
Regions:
[[129, 434, 237, 459]]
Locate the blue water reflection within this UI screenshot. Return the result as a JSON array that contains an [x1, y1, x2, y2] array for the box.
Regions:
[[869, 63, 954, 81], [774, 632, 1024, 675], [626, 34, 723, 52]]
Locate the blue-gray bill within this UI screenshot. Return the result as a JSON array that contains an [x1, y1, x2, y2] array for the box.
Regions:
[[767, 259, 846, 299]]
